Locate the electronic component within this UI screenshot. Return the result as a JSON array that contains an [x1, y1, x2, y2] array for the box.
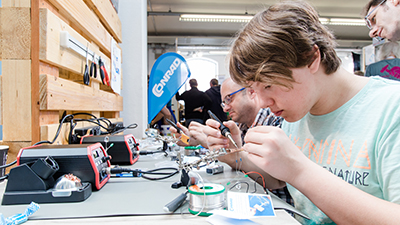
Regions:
[[80, 134, 139, 165], [17, 143, 110, 190], [206, 164, 224, 175]]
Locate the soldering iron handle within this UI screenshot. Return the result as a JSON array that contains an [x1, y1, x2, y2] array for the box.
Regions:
[[207, 110, 222, 123], [166, 118, 181, 133], [208, 110, 230, 136], [163, 192, 188, 213]]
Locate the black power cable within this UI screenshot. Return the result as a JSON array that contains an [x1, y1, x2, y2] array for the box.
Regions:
[[105, 166, 179, 181]]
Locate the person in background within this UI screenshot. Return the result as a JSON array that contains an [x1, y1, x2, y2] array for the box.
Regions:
[[175, 79, 211, 127], [204, 78, 227, 122], [363, 0, 400, 41], [150, 105, 172, 127], [365, 41, 400, 80], [205, 1, 400, 224]]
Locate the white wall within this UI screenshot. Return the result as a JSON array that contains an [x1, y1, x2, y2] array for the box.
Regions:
[[119, 0, 147, 139]]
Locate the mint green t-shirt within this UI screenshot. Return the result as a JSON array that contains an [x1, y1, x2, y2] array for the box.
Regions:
[[282, 77, 400, 224]]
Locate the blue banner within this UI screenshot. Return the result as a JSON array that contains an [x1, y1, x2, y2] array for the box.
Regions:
[[148, 52, 191, 123]]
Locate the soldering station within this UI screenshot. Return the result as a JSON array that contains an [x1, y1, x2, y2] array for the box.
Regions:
[[0, 110, 307, 220], [0, 110, 307, 221]]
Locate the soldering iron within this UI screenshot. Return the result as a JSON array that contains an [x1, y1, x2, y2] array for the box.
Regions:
[[207, 110, 239, 149]]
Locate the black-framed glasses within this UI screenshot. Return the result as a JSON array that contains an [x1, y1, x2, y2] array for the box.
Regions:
[[221, 87, 245, 108], [365, 0, 386, 29]]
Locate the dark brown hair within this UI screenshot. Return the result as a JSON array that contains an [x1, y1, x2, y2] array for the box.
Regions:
[[189, 79, 198, 87], [229, 0, 341, 88]]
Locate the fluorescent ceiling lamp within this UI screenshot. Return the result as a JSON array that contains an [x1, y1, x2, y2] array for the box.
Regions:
[[178, 13, 365, 26], [319, 18, 365, 26], [179, 14, 253, 23]]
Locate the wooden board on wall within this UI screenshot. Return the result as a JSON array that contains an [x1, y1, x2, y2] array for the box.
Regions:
[[2, 60, 32, 142], [47, 0, 112, 55], [0, 7, 31, 60], [39, 8, 111, 82], [84, 0, 122, 43], [40, 74, 123, 112], [1, 0, 31, 7]]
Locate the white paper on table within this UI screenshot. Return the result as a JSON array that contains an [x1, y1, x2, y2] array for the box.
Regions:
[[225, 191, 276, 219]]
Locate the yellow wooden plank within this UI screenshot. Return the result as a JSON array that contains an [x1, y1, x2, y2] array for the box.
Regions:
[[2, 60, 32, 141], [0, 7, 31, 59], [39, 8, 111, 83], [47, 0, 112, 55], [40, 123, 68, 145], [84, 0, 122, 43], [1, 0, 31, 7], [40, 74, 123, 111]]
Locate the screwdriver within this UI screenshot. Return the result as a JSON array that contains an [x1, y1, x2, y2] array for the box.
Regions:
[[207, 110, 239, 149], [99, 56, 110, 86], [90, 53, 97, 78], [166, 118, 190, 145], [83, 44, 90, 85]]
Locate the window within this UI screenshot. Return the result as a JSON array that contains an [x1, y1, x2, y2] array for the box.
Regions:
[[179, 57, 218, 93]]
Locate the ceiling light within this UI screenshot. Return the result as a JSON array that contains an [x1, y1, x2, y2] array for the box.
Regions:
[[319, 18, 365, 26], [179, 14, 253, 23], [149, 11, 367, 26]]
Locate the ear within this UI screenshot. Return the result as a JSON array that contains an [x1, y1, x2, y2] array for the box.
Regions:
[[308, 45, 321, 74], [247, 87, 257, 99]]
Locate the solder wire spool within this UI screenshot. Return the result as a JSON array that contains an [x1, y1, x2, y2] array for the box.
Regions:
[[188, 183, 225, 216]]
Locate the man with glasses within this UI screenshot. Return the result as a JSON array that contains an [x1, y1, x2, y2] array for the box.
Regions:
[[364, 0, 400, 41], [171, 77, 282, 148]]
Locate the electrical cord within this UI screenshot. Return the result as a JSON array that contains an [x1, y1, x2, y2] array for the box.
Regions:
[[110, 123, 138, 135], [105, 166, 179, 181], [0, 174, 8, 182], [0, 160, 17, 169], [0, 160, 17, 182], [229, 181, 250, 193], [136, 150, 164, 155]]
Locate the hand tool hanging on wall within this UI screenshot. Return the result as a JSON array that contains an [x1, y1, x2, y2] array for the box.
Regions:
[[83, 44, 90, 85], [99, 57, 110, 86], [90, 53, 97, 78]]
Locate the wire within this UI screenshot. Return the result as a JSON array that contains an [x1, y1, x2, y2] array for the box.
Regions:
[[0, 160, 17, 169], [243, 170, 266, 189], [253, 176, 263, 193], [0, 174, 8, 182], [141, 167, 179, 180], [110, 123, 138, 135], [229, 181, 250, 193], [107, 166, 179, 181]]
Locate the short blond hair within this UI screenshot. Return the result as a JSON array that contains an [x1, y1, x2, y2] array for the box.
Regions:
[[229, 0, 341, 88]]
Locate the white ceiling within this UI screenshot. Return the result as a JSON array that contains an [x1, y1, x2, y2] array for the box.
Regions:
[[147, 0, 373, 49]]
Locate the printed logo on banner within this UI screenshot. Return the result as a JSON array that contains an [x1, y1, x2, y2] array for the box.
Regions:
[[148, 52, 190, 123]]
